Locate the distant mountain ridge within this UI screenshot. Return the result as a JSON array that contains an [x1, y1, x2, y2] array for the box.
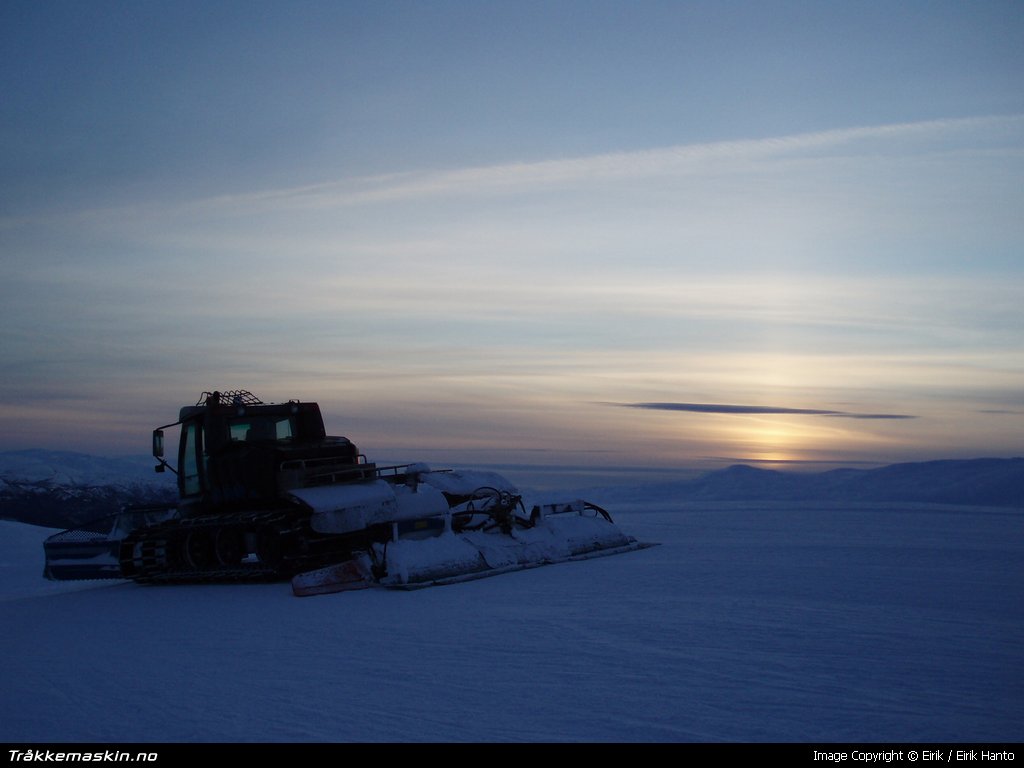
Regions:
[[0, 449, 176, 529], [0, 449, 171, 487], [599, 457, 1024, 508], [1, 451, 1021, 530]]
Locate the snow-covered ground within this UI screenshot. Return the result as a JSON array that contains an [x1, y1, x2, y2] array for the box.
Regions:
[[1, 495, 1021, 743]]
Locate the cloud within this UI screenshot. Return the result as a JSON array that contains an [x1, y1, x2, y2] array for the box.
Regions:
[[617, 402, 915, 420], [704, 456, 884, 466], [188, 113, 1024, 213]]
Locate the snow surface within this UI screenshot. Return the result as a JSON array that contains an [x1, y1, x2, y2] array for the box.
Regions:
[[1, 495, 1022, 743]]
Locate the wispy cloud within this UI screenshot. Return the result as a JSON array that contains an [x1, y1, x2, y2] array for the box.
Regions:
[[6, 113, 1019, 244], [617, 402, 915, 420], [704, 456, 884, 466], [195, 114, 1024, 212]]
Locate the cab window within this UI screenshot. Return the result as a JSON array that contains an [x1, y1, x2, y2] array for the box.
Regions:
[[181, 422, 202, 496], [227, 416, 293, 443]]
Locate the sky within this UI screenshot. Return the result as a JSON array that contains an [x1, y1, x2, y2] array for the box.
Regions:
[[1, 0, 1022, 481]]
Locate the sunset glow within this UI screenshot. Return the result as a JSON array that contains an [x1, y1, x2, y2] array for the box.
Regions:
[[1, 2, 1021, 482]]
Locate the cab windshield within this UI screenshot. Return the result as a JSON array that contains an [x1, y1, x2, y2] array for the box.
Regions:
[[226, 416, 294, 443]]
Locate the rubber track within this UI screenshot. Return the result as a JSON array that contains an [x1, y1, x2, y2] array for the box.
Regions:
[[119, 508, 352, 584]]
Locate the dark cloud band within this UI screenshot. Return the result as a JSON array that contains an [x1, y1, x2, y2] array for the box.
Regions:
[[619, 402, 915, 419]]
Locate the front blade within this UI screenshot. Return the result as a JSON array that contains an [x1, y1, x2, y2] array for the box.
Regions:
[[291, 558, 375, 597], [43, 536, 123, 581]]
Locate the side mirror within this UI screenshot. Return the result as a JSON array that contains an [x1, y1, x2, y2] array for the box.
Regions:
[[153, 429, 164, 458]]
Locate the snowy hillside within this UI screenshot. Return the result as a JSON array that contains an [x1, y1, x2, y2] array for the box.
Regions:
[[2, 491, 1021, 743], [0, 450, 176, 528], [3, 452, 1021, 533], [594, 458, 1024, 507], [0, 450, 169, 487]]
